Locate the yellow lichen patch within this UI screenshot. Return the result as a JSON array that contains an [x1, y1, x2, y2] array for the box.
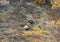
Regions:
[[56, 20, 60, 25], [22, 28, 50, 36], [22, 30, 33, 35], [50, 20, 60, 25], [50, 20, 55, 27], [51, 0, 60, 9]]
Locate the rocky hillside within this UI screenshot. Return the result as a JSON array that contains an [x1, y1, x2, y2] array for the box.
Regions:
[[0, 0, 60, 42]]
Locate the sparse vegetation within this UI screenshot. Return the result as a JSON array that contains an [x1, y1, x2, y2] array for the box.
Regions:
[[0, 0, 60, 42]]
